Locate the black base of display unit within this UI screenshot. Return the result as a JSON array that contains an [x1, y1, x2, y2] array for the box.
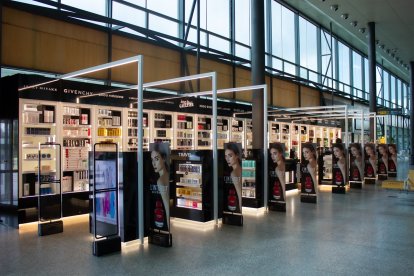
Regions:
[[38, 220, 63, 236], [332, 186, 346, 194], [388, 173, 397, 178], [268, 201, 286, 212], [242, 197, 261, 208], [350, 182, 362, 189], [365, 178, 376, 185], [222, 213, 243, 226], [148, 231, 172, 247], [93, 236, 121, 257], [378, 174, 388, 181], [286, 183, 298, 191], [300, 194, 317, 204]]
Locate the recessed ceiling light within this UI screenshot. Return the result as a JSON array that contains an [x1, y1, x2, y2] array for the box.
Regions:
[[350, 21, 358, 27], [359, 28, 366, 33], [330, 5, 339, 11], [341, 13, 349, 19]]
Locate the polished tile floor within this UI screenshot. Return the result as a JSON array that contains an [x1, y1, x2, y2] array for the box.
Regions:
[[1, 181, 414, 276]]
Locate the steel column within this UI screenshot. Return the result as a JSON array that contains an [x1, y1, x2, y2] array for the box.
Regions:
[[368, 22, 377, 141]]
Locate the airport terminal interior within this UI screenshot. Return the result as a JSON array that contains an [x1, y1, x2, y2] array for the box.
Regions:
[[1, 0, 414, 275]]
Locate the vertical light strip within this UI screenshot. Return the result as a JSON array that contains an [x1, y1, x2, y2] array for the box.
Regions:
[[212, 72, 218, 224], [137, 56, 144, 245], [263, 85, 268, 209]]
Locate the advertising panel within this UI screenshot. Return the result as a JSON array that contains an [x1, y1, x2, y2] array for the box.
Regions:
[[268, 143, 286, 208]]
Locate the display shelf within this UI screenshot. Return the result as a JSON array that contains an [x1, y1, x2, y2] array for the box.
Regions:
[[61, 105, 92, 193], [231, 118, 244, 146], [95, 108, 122, 148], [196, 115, 212, 149], [151, 111, 173, 146], [280, 123, 291, 158], [242, 159, 256, 199], [126, 109, 149, 151], [19, 101, 57, 199], [217, 117, 229, 149], [175, 162, 202, 211], [269, 121, 280, 143], [175, 113, 195, 150], [245, 119, 253, 150]]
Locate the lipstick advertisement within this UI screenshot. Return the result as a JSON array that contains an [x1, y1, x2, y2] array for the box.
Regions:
[[377, 144, 388, 180], [268, 143, 286, 206], [223, 142, 243, 216], [146, 142, 171, 233], [388, 144, 397, 177], [364, 143, 377, 178], [300, 143, 317, 195], [332, 143, 347, 186], [349, 143, 364, 182]]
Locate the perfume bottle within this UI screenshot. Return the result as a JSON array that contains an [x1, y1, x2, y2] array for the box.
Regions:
[[273, 180, 281, 200], [379, 162, 386, 174], [353, 167, 359, 180], [154, 200, 164, 228], [367, 165, 373, 177], [305, 176, 312, 193], [389, 161, 396, 172], [228, 188, 237, 211], [335, 170, 343, 185]]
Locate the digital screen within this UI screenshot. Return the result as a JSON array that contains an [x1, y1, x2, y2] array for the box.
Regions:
[[95, 160, 116, 190]]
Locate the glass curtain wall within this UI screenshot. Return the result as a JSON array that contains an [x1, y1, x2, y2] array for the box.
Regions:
[[8, 0, 410, 116]]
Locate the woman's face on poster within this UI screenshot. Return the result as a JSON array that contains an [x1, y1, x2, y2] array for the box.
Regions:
[[350, 146, 360, 158], [225, 149, 239, 167], [389, 145, 396, 155], [378, 146, 387, 156], [303, 147, 313, 161], [151, 151, 164, 173], [365, 146, 374, 156], [270, 148, 282, 163], [333, 147, 344, 159]]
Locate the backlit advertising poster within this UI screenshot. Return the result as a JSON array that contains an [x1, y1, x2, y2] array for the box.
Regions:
[[349, 143, 364, 182], [268, 143, 286, 207], [388, 144, 397, 177], [147, 142, 170, 233], [364, 143, 377, 179], [332, 143, 347, 186], [223, 142, 243, 224], [300, 143, 318, 197], [377, 144, 388, 180]]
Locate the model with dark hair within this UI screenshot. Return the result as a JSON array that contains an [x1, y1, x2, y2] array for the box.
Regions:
[[225, 143, 242, 212], [270, 143, 286, 201], [333, 143, 346, 185], [151, 142, 170, 229], [364, 143, 377, 176], [302, 143, 317, 191], [349, 143, 363, 181]]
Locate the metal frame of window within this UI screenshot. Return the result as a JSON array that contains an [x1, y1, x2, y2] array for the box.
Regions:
[[3, 0, 411, 124]]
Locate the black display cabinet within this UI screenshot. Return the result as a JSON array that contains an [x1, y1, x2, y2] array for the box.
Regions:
[[170, 150, 213, 222], [241, 149, 264, 208]]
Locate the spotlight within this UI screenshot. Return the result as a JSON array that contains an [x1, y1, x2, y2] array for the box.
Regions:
[[330, 5, 339, 11], [376, 40, 380, 45], [359, 28, 366, 33], [341, 13, 349, 19], [386, 49, 390, 54], [350, 21, 358, 27], [380, 44, 385, 49]]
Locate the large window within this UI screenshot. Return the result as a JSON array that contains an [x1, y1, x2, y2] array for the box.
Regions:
[[352, 51, 362, 98], [235, 0, 251, 60], [321, 30, 336, 89], [383, 70, 390, 107], [271, 1, 296, 75], [148, 0, 179, 41], [204, 0, 230, 53], [299, 17, 317, 82], [376, 66, 383, 106], [337, 42, 350, 93], [364, 58, 369, 99], [62, 0, 106, 16], [390, 75, 396, 108], [112, 1, 146, 35]]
